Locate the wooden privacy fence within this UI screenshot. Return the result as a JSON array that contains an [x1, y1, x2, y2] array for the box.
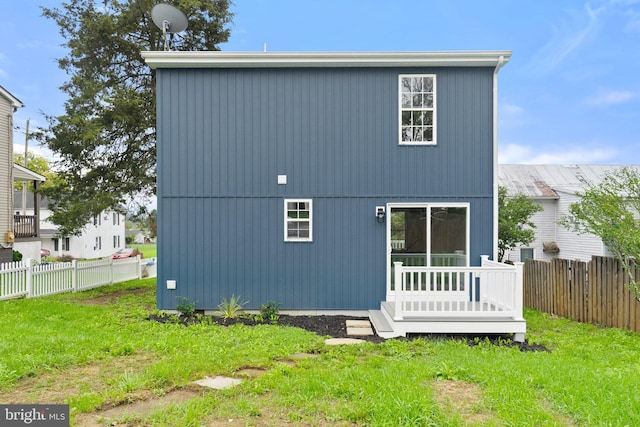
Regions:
[[524, 256, 640, 332], [0, 256, 157, 300]]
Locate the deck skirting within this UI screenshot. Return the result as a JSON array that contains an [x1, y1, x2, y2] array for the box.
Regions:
[[369, 301, 526, 341]]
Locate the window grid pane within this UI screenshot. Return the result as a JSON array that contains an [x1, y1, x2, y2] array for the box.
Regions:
[[400, 75, 435, 144], [285, 199, 312, 242]]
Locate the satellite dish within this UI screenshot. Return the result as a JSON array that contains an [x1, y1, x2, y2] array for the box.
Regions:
[[151, 3, 188, 51]]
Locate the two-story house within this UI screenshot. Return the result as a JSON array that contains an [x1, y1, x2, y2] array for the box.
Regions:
[[499, 164, 640, 263], [143, 51, 525, 339], [14, 191, 126, 260], [1, 86, 46, 263]]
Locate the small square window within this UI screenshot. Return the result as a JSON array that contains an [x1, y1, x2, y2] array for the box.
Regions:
[[520, 248, 534, 262], [284, 199, 312, 242]]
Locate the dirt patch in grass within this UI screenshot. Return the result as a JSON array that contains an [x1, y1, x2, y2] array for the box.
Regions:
[[234, 367, 268, 378], [74, 385, 203, 427], [432, 379, 496, 425], [79, 287, 153, 305], [205, 395, 359, 427], [540, 397, 577, 426], [0, 353, 156, 404]]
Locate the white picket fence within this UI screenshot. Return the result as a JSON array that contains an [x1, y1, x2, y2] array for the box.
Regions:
[[0, 256, 157, 300]]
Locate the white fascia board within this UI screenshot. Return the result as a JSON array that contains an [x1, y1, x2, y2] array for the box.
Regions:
[[13, 164, 46, 182], [0, 85, 24, 108], [141, 51, 512, 69]]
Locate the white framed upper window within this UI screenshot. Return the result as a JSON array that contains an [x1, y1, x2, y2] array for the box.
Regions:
[[399, 74, 436, 145], [284, 199, 313, 242]]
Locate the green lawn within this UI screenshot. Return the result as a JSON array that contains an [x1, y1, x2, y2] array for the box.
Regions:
[[129, 243, 156, 258], [1, 279, 639, 426]]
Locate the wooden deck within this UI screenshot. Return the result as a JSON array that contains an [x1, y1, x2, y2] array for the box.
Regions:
[[370, 257, 526, 341]]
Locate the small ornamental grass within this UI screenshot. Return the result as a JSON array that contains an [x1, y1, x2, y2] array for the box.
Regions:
[[216, 294, 248, 320]]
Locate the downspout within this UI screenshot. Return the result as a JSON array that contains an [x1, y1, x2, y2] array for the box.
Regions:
[[492, 55, 505, 262]]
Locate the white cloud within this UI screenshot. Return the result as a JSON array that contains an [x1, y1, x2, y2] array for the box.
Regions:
[[529, 3, 604, 74], [499, 143, 617, 164], [502, 103, 525, 116], [584, 89, 635, 106], [16, 40, 42, 49], [13, 143, 59, 163]]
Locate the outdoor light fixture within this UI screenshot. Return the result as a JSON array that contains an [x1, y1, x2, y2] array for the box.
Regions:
[[376, 206, 386, 223]]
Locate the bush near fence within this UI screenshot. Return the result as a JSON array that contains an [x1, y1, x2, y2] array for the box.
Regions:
[[524, 256, 640, 332], [0, 256, 157, 300]]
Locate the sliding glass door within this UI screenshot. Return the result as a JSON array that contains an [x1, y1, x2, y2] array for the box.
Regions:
[[388, 204, 469, 290]]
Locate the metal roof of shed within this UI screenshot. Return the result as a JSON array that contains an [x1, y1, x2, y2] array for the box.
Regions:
[[498, 164, 640, 198]]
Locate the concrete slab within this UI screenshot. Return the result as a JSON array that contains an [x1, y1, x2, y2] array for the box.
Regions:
[[346, 319, 372, 328], [194, 376, 242, 389], [325, 338, 366, 345], [347, 326, 374, 336]]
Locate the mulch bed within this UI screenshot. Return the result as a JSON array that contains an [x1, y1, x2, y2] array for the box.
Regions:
[[148, 312, 548, 352]]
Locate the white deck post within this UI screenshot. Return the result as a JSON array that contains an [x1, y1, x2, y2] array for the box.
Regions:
[[514, 262, 524, 318], [394, 262, 403, 320]]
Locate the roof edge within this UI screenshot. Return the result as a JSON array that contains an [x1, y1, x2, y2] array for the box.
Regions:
[[141, 50, 512, 69], [0, 85, 24, 108], [13, 163, 47, 182]]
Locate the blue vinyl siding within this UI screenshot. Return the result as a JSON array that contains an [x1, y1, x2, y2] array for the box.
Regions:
[[156, 66, 495, 310]]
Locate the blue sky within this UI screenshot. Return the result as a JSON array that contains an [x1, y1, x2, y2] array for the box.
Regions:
[[2, 0, 640, 165]]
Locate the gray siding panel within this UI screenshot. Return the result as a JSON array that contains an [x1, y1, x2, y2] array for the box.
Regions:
[[156, 66, 495, 310], [0, 98, 13, 247]]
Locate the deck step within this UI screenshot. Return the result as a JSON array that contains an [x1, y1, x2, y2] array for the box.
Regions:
[[346, 319, 374, 336], [368, 310, 393, 333]]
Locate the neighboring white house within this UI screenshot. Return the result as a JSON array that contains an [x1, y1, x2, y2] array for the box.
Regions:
[[14, 191, 125, 259], [498, 164, 640, 263]]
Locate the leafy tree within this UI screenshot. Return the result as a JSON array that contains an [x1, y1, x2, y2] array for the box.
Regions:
[[498, 186, 543, 262], [561, 166, 640, 296], [148, 209, 157, 237], [39, 0, 232, 236], [13, 152, 64, 192], [126, 206, 156, 237]]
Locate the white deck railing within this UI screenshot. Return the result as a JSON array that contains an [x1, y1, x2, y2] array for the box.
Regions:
[[391, 255, 523, 320], [0, 256, 157, 300]]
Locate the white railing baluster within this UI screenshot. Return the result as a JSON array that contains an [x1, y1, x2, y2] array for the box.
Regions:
[[389, 258, 522, 320]]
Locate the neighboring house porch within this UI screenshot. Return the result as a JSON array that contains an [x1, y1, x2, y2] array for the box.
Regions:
[[12, 164, 46, 260]]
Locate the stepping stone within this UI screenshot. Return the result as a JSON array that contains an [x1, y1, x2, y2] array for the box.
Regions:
[[346, 319, 374, 336], [194, 376, 242, 389], [325, 338, 366, 345], [346, 320, 372, 328], [347, 327, 374, 336]]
